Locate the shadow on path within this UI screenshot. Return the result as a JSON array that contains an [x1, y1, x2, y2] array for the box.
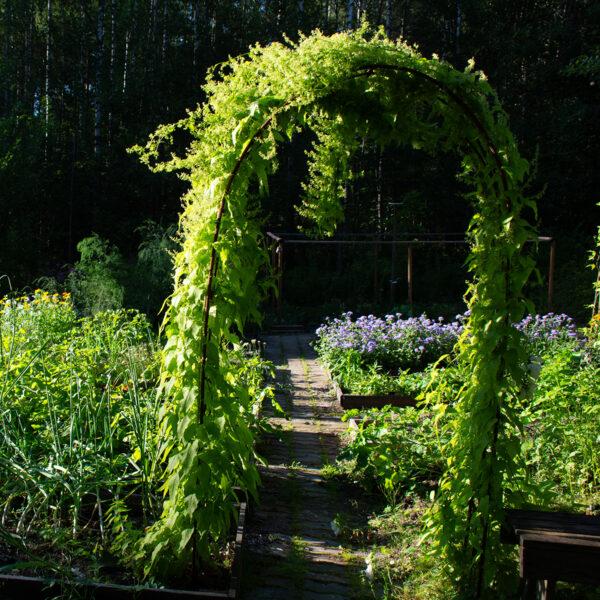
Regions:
[[241, 333, 370, 600]]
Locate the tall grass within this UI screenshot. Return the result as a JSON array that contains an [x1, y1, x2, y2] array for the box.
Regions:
[[0, 289, 162, 559]]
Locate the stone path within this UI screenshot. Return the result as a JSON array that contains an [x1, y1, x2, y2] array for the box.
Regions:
[[241, 333, 370, 600]]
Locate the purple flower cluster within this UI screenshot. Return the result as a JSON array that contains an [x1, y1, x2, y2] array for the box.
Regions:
[[315, 310, 582, 373], [514, 312, 582, 349], [315, 311, 465, 371]]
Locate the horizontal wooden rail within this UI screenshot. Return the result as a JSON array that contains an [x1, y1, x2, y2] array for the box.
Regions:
[[266, 232, 556, 316], [266, 232, 554, 246], [503, 509, 600, 599]]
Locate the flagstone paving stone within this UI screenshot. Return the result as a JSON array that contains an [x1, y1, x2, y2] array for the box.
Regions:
[[241, 333, 370, 600]]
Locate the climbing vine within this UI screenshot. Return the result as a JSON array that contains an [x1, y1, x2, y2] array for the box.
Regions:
[[132, 26, 538, 594]]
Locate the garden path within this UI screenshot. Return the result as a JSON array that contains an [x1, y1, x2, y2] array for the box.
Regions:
[[241, 333, 370, 600]]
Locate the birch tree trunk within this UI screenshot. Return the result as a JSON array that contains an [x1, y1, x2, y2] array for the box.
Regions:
[[123, 27, 130, 95], [95, 0, 105, 162], [23, 1, 34, 110], [162, 0, 169, 66], [400, 0, 407, 39], [79, 1, 86, 132], [346, 0, 354, 30], [321, 0, 329, 30], [108, 0, 116, 154], [110, 0, 116, 84], [356, 0, 365, 24], [456, 1, 462, 55], [385, 0, 391, 37], [192, 0, 200, 88], [129, 7, 137, 96], [3, 0, 10, 118], [45, 0, 52, 156], [149, 0, 158, 114]]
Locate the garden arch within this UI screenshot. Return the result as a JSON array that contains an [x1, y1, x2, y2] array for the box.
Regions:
[[134, 27, 538, 595]]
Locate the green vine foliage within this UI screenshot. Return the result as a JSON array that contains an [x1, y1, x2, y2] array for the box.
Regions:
[[132, 26, 538, 594]]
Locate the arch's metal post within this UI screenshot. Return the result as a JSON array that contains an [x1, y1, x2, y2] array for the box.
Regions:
[[277, 240, 283, 324], [548, 238, 556, 313], [407, 244, 414, 315], [199, 111, 284, 421], [373, 237, 379, 304]]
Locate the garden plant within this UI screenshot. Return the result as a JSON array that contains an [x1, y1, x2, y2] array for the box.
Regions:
[[0, 289, 162, 580], [314, 311, 467, 395]]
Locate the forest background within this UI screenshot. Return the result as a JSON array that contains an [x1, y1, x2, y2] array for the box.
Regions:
[[0, 0, 598, 321]]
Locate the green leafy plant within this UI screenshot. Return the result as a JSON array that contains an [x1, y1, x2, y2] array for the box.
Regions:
[[0, 290, 162, 576], [127, 220, 179, 321], [68, 233, 127, 316], [522, 349, 600, 505], [131, 25, 538, 592], [340, 407, 446, 508]]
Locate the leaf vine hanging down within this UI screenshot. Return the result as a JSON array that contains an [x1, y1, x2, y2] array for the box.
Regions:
[[131, 25, 538, 594]]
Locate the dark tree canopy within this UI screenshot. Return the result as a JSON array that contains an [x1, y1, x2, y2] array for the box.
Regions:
[[0, 1, 597, 322]]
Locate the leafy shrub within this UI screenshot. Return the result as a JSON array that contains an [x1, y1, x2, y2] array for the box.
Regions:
[[523, 348, 600, 504], [37, 222, 177, 322], [339, 407, 447, 508], [67, 233, 127, 315], [127, 220, 178, 320]]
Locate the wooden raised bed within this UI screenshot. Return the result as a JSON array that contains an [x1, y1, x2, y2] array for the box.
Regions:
[[0, 502, 247, 600], [330, 378, 417, 410], [502, 508, 600, 599]]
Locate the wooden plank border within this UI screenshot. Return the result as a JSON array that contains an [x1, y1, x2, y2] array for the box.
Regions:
[[329, 376, 417, 410], [0, 503, 247, 600]]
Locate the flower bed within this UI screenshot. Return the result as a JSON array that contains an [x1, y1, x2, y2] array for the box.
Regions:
[[314, 311, 465, 404], [315, 311, 465, 373], [314, 310, 583, 401]]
